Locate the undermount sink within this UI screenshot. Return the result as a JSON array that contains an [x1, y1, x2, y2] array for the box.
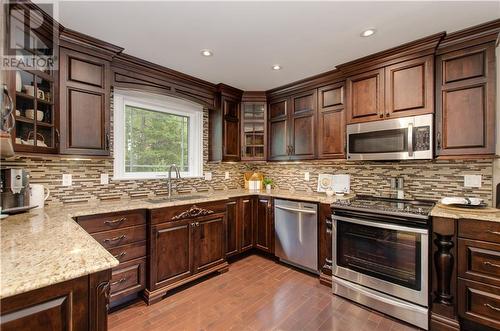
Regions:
[[146, 195, 207, 204]]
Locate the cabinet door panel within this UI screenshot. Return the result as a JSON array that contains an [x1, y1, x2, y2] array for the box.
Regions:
[[223, 98, 240, 161], [255, 198, 272, 253], [318, 83, 345, 159], [269, 119, 288, 160], [225, 200, 238, 257], [443, 85, 485, 149], [69, 57, 104, 87], [385, 56, 433, 118], [436, 43, 495, 157], [291, 115, 315, 159], [346, 69, 384, 123], [269, 99, 287, 119], [153, 221, 192, 288], [68, 89, 105, 149], [194, 215, 225, 273], [240, 198, 254, 252]]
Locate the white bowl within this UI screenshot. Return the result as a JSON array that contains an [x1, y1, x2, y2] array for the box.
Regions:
[[25, 109, 44, 121]]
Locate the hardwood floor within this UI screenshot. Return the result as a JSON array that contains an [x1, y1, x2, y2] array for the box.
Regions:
[[108, 255, 420, 331]]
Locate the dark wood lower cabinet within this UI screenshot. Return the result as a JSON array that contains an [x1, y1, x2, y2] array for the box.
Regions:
[[431, 217, 500, 331], [240, 197, 254, 252], [146, 204, 228, 305], [0, 270, 111, 331], [225, 199, 239, 257], [318, 203, 333, 286], [255, 197, 273, 253]]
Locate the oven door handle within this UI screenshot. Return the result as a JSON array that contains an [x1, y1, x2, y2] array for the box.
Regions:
[[332, 215, 428, 234]]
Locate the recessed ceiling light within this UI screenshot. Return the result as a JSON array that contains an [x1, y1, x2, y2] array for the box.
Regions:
[[272, 65, 281, 70], [200, 49, 213, 57], [360, 28, 376, 37]]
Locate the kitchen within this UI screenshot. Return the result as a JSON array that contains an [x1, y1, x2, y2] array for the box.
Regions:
[[0, 1, 499, 331]]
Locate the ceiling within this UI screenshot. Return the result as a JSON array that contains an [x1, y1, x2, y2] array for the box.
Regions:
[[48, 1, 500, 90]]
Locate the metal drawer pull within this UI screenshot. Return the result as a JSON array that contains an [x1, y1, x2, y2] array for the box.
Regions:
[[484, 303, 500, 312], [483, 261, 500, 268], [487, 230, 500, 236], [114, 252, 126, 260], [110, 278, 127, 286], [104, 217, 126, 225], [104, 235, 126, 243]]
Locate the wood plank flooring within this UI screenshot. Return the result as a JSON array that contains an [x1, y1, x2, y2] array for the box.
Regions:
[[109, 255, 420, 331]]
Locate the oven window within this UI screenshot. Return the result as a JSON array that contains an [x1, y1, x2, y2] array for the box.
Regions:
[[349, 128, 407, 154], [337, 221, 421, 290]]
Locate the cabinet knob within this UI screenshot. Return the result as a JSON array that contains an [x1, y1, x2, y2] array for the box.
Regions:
[[436, 132, 442, 149], [379, 113, 383, 118]]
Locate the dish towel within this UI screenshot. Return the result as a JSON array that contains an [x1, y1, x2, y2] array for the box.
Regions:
[[441, 197, 483, 206]]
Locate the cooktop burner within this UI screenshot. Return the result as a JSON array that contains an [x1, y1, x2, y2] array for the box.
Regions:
[[332, 195, 435, 218]]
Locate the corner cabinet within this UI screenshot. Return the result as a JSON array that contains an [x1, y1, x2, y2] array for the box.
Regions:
[[209, 84, 243, 162], [435, 42, 496, 157], [241, 101, 267, 161], [268, 89, 316, 161]]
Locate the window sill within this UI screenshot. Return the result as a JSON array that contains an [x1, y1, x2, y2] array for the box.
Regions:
[[111, 175, 204, 181]]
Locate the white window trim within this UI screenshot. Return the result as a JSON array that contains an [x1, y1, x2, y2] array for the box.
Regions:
[[113, 89, 203, 180]]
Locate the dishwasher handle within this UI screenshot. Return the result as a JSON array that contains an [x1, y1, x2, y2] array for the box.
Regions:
[[275, 205, 317, 214]]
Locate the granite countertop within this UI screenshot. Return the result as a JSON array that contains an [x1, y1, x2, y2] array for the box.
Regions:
[[3, 188, 497, 300], [430, 204, 500, 223], [0, 189, 348, 300]]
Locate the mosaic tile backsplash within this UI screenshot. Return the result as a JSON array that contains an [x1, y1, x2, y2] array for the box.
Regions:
[[1, 100, 494, 206]]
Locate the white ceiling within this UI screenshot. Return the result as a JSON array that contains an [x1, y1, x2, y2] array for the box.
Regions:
[[49, 1, 500, 90]]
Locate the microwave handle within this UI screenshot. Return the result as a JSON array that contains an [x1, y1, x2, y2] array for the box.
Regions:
[[408, 123, 414, 157]]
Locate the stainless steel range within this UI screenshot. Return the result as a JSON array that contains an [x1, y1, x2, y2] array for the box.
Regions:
[[331, 195, 434, 330]]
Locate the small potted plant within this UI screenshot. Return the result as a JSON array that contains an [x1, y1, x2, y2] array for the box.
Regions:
[[262, 177, 273, 192]]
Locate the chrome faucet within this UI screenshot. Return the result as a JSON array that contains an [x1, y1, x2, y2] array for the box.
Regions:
[[167, 164, 181, 198]]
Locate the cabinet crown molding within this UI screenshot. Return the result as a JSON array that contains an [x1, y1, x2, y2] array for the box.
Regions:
[[337, 32, 445, 75], [437, 18, 500, 52], [60, 28, 124, 59], [216, 83, 244, 99]]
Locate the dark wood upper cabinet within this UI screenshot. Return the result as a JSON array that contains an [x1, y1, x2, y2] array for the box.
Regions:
[[435, 42, 496, 157], [317, 82, 345, 159], [241, 92, 267, 161], [268, 90, 316, 161], [209, 84, 243, 162], [385, 55, 434, 119], [58, 29, 121, 156], [346, 68, 384, 123]]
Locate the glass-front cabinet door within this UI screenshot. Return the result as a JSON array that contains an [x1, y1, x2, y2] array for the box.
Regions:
[[241, 102, 266, 161], [7, 6, 58, 153]]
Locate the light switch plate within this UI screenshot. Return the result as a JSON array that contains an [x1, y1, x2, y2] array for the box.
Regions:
[[464, 175, 482, 188], [204, 172, 212, 181], [224, 171, 230, 180], [100, 174, 109, 185], [62, 174, 72, 186], [304, 172, 310, 181]]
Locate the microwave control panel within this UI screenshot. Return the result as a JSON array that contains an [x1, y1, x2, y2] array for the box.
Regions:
[[414, 126, 430, 151]]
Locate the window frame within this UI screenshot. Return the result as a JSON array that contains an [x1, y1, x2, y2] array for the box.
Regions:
[[113, 89, 203, 180]]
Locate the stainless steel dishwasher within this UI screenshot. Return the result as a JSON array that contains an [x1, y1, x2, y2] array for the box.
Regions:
[[274, 199, 318, 273]]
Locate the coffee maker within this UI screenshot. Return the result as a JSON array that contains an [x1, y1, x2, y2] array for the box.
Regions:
[[1, 168, 30, 212]]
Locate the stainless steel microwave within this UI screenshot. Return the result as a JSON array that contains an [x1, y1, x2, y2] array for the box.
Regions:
[[347, 114, 433, 161]]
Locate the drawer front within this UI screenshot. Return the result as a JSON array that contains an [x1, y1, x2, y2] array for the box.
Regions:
[[108, 241, 146, 263], [458, 278, 500, 330], [459, 220, 500, 243], [150, 200, 227, 225], [459, 239, 500, 286], [110, 257, 146, 301], [92, 226, 146, 249], [77, 210, 146, 234]]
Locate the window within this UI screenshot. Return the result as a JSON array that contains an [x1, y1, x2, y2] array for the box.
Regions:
[[113, 90, 203, 179]]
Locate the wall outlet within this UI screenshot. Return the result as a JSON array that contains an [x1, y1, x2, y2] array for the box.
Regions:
[[62, 174, 72, 186], [224, 171, 230, 180], [464, 175, 482, 188], [100, 174, 109, 185], [204, 172, 212, 181], [304, 172, 310, 181]]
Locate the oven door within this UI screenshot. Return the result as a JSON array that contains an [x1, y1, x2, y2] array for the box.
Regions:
[[346, 114, 432, 161], [332, 213, 428, 307]]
